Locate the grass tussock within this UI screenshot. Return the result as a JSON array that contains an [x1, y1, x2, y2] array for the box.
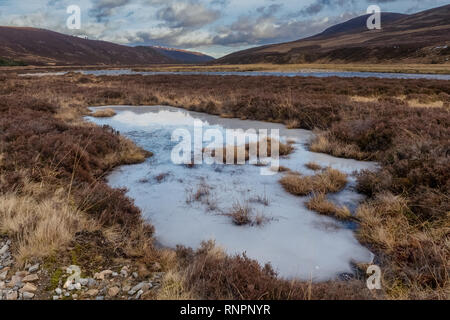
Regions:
[[306, 193, 352, 220], [279, 168, 348, 196], [208, 137, 294, 165], [310, 133, 369, 160], [91, 108, 117, 118], [0, 191, 95, 263], [305, 162, 322, 171], [355, 193, 448, 299]]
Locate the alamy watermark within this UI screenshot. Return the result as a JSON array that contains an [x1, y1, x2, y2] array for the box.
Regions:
[[171, 120, 280, 176], [366, 265, 382, 290], [66, 5, 81, 30], [367, 5, 381, 30]]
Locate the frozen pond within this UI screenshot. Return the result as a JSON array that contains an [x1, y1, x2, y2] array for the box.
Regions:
[[21, 68, 450, 80], [86, 105, 378, 281]]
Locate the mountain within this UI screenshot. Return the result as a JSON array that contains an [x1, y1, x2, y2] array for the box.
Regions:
[[216, 5, 450, 64], [151, 47, 215, 63], [316, 13, 406, 37], [0, 27, 212, 65]]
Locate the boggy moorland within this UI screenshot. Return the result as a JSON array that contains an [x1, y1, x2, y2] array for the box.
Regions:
[[0, 72, 448, 300]]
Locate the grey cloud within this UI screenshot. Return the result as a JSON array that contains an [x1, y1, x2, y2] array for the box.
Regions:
[[291, 0, 355, 17], [212, 12, 357, 47], [156, 1, 220, 28], [90, 0, 131, 22]]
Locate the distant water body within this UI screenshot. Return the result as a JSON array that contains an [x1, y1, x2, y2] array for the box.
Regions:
[[20, 69, 450, 80]]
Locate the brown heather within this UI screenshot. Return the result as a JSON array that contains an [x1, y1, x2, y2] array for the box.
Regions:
[[0, 71, 449, 299]]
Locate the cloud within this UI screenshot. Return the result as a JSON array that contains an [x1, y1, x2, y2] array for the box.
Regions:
[[211, 11, 358, 47], [291, 0, 355, 17], [156, 1, 220, 28], [90, 0, 131, 22]]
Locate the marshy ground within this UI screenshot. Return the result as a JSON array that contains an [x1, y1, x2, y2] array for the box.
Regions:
[[0, 71, 448, 299]]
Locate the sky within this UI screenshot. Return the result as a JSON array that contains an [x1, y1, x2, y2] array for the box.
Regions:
[[0, 0, 448, 57]]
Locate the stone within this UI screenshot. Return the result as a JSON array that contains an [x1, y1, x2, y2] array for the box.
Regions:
[[132, 272, 138, 279], [135, 289, 143, 299], [94, 272, 104, 281], [108, 286, 120, 297], [128, 282, 147, 295], [87, 278, 97, 288], [6, 290, 18, 300], [55, 288, 62, 295], [53, 296, 59, 300], [28, 264, 40, 273], [96, 296, 104, 301], [0, 270, 8, 280], [22, 274, 39, 282], [120, 266, 129, 277], [122, 285, 131, 292], [86, 289, 99, 297], [23, 292, 35, 300], [15, 271, 29, 278], [74, 283, 82, 290], [72, 294, 78, 299], [7, 275, 22, 288], [0, 281, 5, 289], [20, 282, 37, 293], [0, 245, 8, 255], [79, 278, 89, 286]]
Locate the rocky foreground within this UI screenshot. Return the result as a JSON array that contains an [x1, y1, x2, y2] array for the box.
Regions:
[[0, 236, 164, 300]]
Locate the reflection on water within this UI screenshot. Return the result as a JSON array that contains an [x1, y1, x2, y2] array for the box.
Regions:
[[20, 68, 450, 80], [86, 105, 377, 281]]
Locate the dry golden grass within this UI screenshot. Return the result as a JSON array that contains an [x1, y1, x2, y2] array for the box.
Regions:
[[407, 99, 445, 109], [208, 137, 294, 164], [351, 96, 379, 103], [306, 193, 352, 220], [305, 162, 322, 171], [355, 192, 449, 299], [0, 190, 96, 264], [91, 108, 117, 118], [309, 133, 368, 160], [356, 193, 412, 252], [108, 136, 152, 166], [280, 168, 348, 196], [155, 270, 196, 300]]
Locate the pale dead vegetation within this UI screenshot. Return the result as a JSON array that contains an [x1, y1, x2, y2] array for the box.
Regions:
[[355, 192, 449, 299], [351, 96, 379, 103], [407, 99, 445, 108], [226, 201, 269, 227], [309, 133, 369, 160], [105, 136, 152, 166], [155, 270, 196, 300], [207, 137, 294, 165], [356, 193, 412, 252], [0, 190, 96, 264], [306, 192, 352, 220], [305, 162, 322, 171], [91, 108, 117, 118], [279, 168, 348, 196]]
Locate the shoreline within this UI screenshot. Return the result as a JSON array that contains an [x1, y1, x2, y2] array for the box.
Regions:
[[2, 62, 450, 75]]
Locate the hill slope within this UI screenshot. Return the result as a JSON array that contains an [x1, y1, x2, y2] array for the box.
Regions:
[[151, 47, 214, 63], [0, 27, 213, 65], [216, 5, 450, 64]]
